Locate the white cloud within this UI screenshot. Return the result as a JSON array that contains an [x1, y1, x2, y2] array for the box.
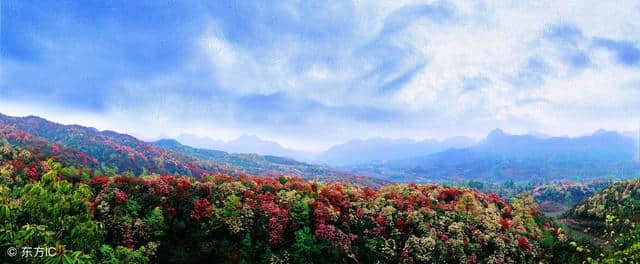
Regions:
[[201, 36, 237, 67], [184, 0, 640, 144], [375, 0, 640, 137], [4, 0, 640, 151]]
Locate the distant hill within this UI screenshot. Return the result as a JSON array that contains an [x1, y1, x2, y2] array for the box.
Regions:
[[570, 178, 640, 221], [176, 133, 314, 161], [0, 123, 99, 167], [562, 179, 640, 261], [0, 113, 238, 177], [154, 139, 228, 160], [152, 139, 385, 186], [343, 129, 640, 183], [0, 113, 386, 187], [317, 136, 476, 166]]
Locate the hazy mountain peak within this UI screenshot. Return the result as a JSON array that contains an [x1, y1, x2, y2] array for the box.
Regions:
[[487, 128, 508, 137], [154, 138, 181, 146], [24, 115, 45, 121], [483, 129, 513, 144]]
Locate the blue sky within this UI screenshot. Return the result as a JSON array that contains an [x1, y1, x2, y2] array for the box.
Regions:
[[1, 0, 640, 151]]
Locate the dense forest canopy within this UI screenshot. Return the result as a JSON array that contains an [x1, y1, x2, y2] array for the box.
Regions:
[[1, 135, 639, 263]]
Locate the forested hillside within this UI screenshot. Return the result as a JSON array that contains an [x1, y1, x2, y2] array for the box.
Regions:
[[556, 179, 640, 263], [2, 134, 640, 262], [0, 114, 386, 188], [0, 140, 564, 263]]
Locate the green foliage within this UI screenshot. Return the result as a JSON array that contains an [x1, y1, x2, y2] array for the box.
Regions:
[[98, 245, 149, 264], [290, 197, 312, 226], [144, 207, 166, 237], [290, 227, 321, 263], [607, 242, 640, 263], [541, 231, 555, 249]]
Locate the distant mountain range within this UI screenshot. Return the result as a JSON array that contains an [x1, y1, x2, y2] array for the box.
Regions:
[[175, 129, 640, 168], [177, 133, 477, 166], [342, 129, 640, 183], [0, 113, 387, 188], [171, 128, 640, 184], [3, 112, 638, 186], [317, 136, 476, 166]]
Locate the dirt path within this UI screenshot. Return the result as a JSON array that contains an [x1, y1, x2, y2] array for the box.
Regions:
[[557, 218, 610, 246]]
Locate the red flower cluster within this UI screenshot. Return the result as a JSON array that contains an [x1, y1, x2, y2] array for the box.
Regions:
[[13, 160, 25, 170], [115, 191, 129, 205], [260, 201, 289, 245], [438, 187, 462, 201], [312, 201, 331, 225], [314, 223, 356, 251], [500, 218, 510, 230], [502, 206, 513, 216], [146, 175, 175, 197], [191, 198, 212, 221], [485, 193, 510, 209], [177, 178, 191, 193], [318, 186, 349, 212], [25, 162, 39, 181], [518, 236, 532, 250], [90, 176, 111, 187]]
